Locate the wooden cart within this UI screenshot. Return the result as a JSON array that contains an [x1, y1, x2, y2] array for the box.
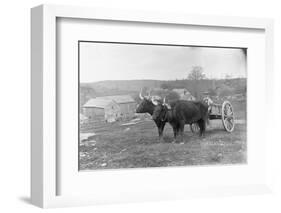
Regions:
[[190, 97, 235, 133]]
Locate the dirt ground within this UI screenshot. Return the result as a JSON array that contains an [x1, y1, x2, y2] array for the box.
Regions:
[[79, 101, 247, 170]]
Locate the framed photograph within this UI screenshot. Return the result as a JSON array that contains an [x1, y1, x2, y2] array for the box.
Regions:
[[31, 4, 274, 208]]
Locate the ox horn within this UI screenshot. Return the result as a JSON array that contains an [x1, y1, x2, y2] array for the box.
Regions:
[[163, 97, 166, 104], [163, 97, 171, 109], [139, 88, 144, 100], [148, 89, 151, 98]]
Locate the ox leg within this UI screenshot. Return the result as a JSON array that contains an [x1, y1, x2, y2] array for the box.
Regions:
[[178, 122, 185, 143], [158, 123, 166, 142], [172, 126, 178, 143], [198, 119, 206, 137]]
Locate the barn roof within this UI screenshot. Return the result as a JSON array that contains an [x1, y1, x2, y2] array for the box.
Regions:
[[83, 98, 114, 109], [96, 95, 135, 104]]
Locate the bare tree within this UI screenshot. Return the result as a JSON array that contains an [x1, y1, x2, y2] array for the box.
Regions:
[[187, 66, 206, 80], [187, 66, 206, 99]]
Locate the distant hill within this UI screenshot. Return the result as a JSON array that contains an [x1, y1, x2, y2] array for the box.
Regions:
[[80, 78, 246, 109], [82, 80, 162, 93], [82, 78, 246, 95], [79, 86, 96, 112]]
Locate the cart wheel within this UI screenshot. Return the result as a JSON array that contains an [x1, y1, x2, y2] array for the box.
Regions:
[[221, 101, 235, 132], [190, 123, 200, 133]]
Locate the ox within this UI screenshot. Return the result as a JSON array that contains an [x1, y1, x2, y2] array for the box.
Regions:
[[135, 89, 166, 141], [152, 98, 209, 143]]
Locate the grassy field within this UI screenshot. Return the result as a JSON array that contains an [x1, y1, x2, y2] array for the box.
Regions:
[[79, 100, 247, 170]]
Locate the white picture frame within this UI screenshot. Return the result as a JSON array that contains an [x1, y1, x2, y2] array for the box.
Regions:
[[31, 4, 274, 208]]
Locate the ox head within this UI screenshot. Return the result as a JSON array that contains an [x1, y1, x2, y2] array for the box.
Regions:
[[152, 97, 171, 121], [135, 89, 160, 115]]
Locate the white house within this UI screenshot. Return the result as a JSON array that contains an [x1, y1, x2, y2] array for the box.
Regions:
[[172, 88, 196, 101]]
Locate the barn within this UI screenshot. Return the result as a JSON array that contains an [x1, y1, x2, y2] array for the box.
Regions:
[[82, 95, 136, 122], [172, 88, 196, 101], [82, 98, 121, 122], [95, 95, 136, 119], [80, 113, 88, 124]]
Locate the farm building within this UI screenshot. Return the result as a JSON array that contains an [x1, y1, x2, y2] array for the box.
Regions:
[[95, 95, 136, 118], [82, 98, 121, 122], [82, 95, 136, 122], [80, 113, 88, 124], [172, 88, 196, 101]]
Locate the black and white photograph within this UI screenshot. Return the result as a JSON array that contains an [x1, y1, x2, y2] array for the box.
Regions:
[[79, 41, 247, 170]]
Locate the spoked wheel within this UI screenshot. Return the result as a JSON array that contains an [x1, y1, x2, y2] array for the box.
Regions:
[[190, 123, 200, 133], [221, 101, 235, 132]]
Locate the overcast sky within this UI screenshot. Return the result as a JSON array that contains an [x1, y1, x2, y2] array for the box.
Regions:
[[80, 42, 247, 83]]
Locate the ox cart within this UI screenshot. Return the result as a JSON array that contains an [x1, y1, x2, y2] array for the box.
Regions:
[[190, 97, 235, 133]]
